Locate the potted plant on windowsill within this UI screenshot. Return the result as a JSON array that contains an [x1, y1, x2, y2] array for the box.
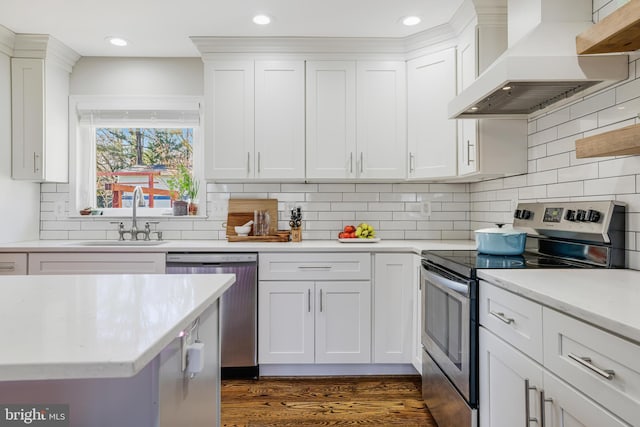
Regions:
[[165, 165, 198, 216]]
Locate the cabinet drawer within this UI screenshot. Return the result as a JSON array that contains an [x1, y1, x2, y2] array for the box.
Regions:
[[0, 253, 28, 275], [259, 252, 371, 281], [543, 308, 640, 426], [28, 252, 166, 274], [479, 280, 543, 363]]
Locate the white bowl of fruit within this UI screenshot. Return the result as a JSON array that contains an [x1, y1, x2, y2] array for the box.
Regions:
[[338, 223, 380, 242]]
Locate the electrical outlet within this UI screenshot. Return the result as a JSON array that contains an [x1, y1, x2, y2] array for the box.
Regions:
[[210, 201, 227, 220], [421, 201, 431, 218]]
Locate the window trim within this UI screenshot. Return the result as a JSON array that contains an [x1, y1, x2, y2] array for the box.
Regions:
[[68, 95, 205, 218]]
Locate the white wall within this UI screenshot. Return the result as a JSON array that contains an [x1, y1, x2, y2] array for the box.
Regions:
[[0, 51, 40, 243], [70, 57, 203, 96]]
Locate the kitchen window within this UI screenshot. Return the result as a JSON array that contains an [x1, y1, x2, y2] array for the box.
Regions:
[[69, 96, 203, 217]]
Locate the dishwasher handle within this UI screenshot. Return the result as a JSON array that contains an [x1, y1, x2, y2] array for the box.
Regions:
[[166, 253, 257, 264]]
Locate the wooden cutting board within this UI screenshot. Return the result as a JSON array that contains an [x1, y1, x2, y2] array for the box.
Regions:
[[227, 198, 278, 237]]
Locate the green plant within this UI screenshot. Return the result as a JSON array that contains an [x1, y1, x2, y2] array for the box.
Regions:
[[165, 165, 198, 201]]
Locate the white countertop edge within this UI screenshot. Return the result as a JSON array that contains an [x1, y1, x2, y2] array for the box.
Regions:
[[477, 269, 640, 345], [0, 274, 236, 382], [0, 239, 476, 254]]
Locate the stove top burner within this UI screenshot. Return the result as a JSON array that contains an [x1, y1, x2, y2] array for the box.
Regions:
[[525, 257, 576, 267]]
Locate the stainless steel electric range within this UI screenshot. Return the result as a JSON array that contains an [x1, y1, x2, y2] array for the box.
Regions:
[[420, 200, 626, 427]]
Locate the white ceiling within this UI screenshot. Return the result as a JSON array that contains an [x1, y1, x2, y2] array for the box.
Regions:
[[1, 0, 464, 57]]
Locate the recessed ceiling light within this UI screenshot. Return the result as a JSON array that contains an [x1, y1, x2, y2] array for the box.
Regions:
[[502, 86, 512, 91], [106, 37, 128, 47], [402, 16, 421, 26], [470, 106, 479, 111], [253, 14, 271, 25]]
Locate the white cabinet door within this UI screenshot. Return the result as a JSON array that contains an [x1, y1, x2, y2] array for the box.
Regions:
[[258, 281, 315, 364], [27, 252, 166, 274], [373, 253, 413, 364], [356, 61, 407, 180], [407, 49, 457, 179], [480, 327, 543, 427], [12, 58, 45, 181], [457, 22, 477, 92], [543, 371, 630, 427], [255, 60, 305, 180], [306, 61, 357, 179], [204, 61, 255, 180], [315, 281, 371, 364]]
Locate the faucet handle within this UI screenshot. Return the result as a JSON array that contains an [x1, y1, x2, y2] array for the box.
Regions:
[[152, 231, 163, 241]]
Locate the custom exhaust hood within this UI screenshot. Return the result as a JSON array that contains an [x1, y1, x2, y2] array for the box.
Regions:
[[448, 0, 629, 118]]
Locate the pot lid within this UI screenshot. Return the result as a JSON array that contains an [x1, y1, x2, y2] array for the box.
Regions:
[[475, 224, 526, 235]]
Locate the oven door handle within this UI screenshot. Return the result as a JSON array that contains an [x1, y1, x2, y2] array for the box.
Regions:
[[422, 268, 470, 297]]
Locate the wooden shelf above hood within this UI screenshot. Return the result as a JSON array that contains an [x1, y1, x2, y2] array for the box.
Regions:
[[575, 123, 640, 158], [576, 0, 640, 54]]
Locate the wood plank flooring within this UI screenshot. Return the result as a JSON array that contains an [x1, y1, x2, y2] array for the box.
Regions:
[[221, 375, 437, 427]]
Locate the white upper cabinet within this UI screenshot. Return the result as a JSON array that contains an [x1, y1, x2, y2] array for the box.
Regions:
[[306, 61, 357, 179], [407, 49, 457, 179], [204, 61, 254, 180], [204, 60, 305, 181], [11, 35, 79, 182], [356, 61, 407, 180], [255, 60, 305, 180]]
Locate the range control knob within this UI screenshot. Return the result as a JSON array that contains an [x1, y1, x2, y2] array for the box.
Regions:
[[587, 209, 601, 223], [576, 209, 587, 221], [513, 209, 522, 219], [521, 209, 532, 220], [565, 209, 576, 222]]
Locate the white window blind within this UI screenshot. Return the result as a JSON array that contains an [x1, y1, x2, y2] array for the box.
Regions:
[[75, 99, 201, 128]]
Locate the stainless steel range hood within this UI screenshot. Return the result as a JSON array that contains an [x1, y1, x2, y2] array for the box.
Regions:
[[449, 0, 629, 118]]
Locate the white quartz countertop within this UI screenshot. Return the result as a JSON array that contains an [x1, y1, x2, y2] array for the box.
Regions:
[[0, 273, 235, 381], [478, 269, 640, 344], [0, 239, 476, 254]]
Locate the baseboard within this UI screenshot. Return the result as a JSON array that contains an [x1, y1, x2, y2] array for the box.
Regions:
[[259, 363, 418, 377]]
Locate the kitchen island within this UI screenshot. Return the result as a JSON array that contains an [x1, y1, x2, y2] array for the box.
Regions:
[[0, 273, 235, 427]]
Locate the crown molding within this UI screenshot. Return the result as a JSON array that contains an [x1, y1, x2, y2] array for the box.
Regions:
[[13, 34, 80, 72], [0, 25, 15, 57], [473, 0, 508, 26]]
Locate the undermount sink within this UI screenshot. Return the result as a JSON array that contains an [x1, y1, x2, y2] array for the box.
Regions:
[[68, 240, 168, 246]]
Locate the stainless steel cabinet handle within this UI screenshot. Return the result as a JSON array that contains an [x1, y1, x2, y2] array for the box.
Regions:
[[524, 379, 538, 426], [308, 288, 311, 313], [257, 152, 261, 173], [466, 141, 475, 165], [350, 152, 353, 174], [297, 265, 332, 270], [319, 289, 323, 312], [0, 264, 16, 272], [490, 311, 515, 325], [540, 390, 553, 427], [567, 353, 615, 380], [33, 152, 39, 173], [360, 152, 364, 173], [247, 152, 250, 174], [409, 152, 415, 173]]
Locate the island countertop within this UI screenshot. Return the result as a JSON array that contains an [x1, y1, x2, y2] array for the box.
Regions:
[[0, 273, 235, 381]]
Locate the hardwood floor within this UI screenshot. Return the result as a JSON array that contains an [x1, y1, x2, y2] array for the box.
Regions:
[[221, 375, 437, 426]]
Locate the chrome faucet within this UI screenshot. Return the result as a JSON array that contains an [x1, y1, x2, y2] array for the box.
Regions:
[[131, 186, 146, 240]]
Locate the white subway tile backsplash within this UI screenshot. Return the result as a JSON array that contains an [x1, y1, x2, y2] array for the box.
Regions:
[[528, 144, 547, 160], [557, 163, 599, 182], [527, 170, 557, 186], [381, 221, 417, 230], [570, 90, 615, 119], [598, 157, 640, 178], [40, 230, 69, 240], [584, 176, 636, 196], [41, 183, 57, 193], [537, 153, 571, 171], [367, 202, 405, 211], [69, 230, 107, 240], [318, 183, 356, 192], [417, 192, 454, 202], [629, 213, 640, 232], [527, 120, 537, 134], [356, 212, 393, 221], [502, 174, 527, 189], [342, 192, 380, 202], [356, 183, 393, 192], [615, 77, 640, 104], [598, 98, 640, 127], [380, 193, 417, 202], [318, 212, 356, 221], [281, 183, 318, 192], [330, 202, 369, 211], [429, 211, 467, 221], [616, 194, 640, 212], [547, 181, 584, 198], [443, 230, 471, 240], [306, 192, 342, 202], [557, 113, 598, 138], [429, 183, 467, 192], [454, 192, 471, 202], [546, 136, 578, 156], [442, 202, 470, 211], [528, 127, 558, 147], [416, 221, 452, 230], [518, 185, 547, 200], [536, 107, 570, 131], [208, 183, 243, 193]]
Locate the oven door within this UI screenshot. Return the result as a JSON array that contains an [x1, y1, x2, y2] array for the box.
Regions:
[[421, 262, 473, 402]]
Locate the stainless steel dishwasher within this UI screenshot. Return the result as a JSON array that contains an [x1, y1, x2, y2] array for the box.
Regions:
[[166, 253, 258, 379]]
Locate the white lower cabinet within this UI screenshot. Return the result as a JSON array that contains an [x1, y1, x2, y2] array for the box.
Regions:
[[258, 280, 371, 364], [373, 253, 413, 364], [28, 252, 166, 274], [258, 252, 372, 365], [479, 280, 637, 427]]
